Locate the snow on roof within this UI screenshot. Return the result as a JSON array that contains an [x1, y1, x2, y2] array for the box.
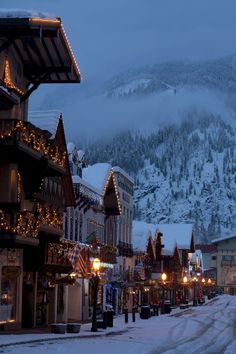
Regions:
[[157, 224, 193, 254], [211, 234, 236, 244], [112, 166, 134, 184], [72, 175, 101, 196], [0, 9, 57, 19], [82, 163, 111, 194], [67, 142, 76, 154], [132, 221, 193, 254], [77, 150, 85, 161], [29, 111, 60, 138], [132, 221, 156, 252]]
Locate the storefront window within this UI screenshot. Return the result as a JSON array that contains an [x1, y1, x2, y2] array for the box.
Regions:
[[1, 266, 20, 323]]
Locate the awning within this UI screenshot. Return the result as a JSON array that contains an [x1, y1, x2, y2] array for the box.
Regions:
[[0, 17, 81, 83]]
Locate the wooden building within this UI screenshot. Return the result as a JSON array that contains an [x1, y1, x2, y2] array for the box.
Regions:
[[0, 12, 80, 330], [132, 222, 195, 307], [64, 149, 121, 321]]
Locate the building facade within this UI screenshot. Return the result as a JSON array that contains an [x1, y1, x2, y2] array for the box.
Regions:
[[0, 12, 80, 330], [212, 235, 236, 295]]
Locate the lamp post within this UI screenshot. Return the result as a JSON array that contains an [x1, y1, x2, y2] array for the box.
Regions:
[[207, 278, 212, 299], [193, 276, 198, 306], [161, 273, 167, 314], [91, 258, 101, 332], [183, 276, 188, 304], [202, 278, 205, 301]]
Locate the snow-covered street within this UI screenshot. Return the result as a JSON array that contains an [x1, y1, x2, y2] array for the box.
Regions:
[[1, 295, 236, 354]]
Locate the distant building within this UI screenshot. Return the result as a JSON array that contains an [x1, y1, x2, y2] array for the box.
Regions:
[[212, 235, 236, 294], [132, 221, 195, 306]]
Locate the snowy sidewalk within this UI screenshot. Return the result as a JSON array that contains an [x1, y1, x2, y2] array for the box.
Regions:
[[0, 299, 218, 349]]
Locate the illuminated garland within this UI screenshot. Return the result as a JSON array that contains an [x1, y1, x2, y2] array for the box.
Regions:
[[3, 59, 25, 96], [0, 205, 63, 239], [102, 170, 122, 214], [0, 120, 67, 166]]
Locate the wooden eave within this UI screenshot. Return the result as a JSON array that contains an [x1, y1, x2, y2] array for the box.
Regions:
[[55, 117, 75, 207], [0, 87, 18, 109], [0, 17, 81, 84], [103, 173, 120, 216]]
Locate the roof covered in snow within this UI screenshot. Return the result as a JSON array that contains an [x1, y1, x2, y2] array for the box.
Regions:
[[0, 9, 57, 19], [132, 221, 193, 254], [132, 221, 157, 252], [29, 111, 61, 138], [112, 166, 134, 184], [0, 10, 80, 83], [211, 234, 236, 244], [82, 163, 112, 194], [72, 175, 101, 196], [157, 224, 193, 255]]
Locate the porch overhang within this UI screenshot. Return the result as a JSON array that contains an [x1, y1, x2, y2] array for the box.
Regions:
[[0, 16, 81, 83]]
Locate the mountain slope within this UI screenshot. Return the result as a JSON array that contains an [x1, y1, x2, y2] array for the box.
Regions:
[[84, 114, 236, 242]]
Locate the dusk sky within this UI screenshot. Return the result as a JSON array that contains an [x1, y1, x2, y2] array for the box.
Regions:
[[1, 1, 236, 139]]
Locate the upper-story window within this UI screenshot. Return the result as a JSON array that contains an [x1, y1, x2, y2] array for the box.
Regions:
[[222, 255, 234, 261]]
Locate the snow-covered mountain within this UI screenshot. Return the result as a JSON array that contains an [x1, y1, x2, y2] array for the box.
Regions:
[[33, 54, 236, 242], [102, 55, 236, 99], [84, 114, 236, 242]]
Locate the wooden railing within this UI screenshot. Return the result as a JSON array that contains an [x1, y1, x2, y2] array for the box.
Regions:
[[0, 119, 66, 167], [0, 205, 63, 239]]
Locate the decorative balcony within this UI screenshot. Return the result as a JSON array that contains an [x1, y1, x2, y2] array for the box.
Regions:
[[0, 205, 63, 245], [0, 119, 67, 176]]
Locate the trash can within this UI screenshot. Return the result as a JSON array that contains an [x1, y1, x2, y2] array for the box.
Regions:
[[107, 310, 113, 327], [140, 305, 151, 319], [164, 301, 171, 314]]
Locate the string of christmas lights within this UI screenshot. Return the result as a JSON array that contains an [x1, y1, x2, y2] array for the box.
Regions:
[[0, 120, 67, 166], [3, 59, 25, 96], [0, 205, 63, 239], [102, 170, 122, 214]]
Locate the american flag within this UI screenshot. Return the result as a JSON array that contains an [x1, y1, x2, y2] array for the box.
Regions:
[[67, 244, 87, 277]]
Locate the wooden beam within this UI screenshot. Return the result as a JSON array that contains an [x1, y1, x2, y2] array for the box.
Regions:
[[0, 38, 13, 53], [51, 37, 70, 81], [41, 36, 60, 81]]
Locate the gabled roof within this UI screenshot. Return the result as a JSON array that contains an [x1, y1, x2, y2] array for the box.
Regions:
[[132, 221, 157, 252], [132, 221, 194, 255], [29, 110, 60, 138], [112, 166, 134, 184], [0, 10, 81, 83], [156, 224, 193, 255], [73, 163, 121, 215], [211, 234, 236, 244], [29, 110, 75, 207], [83, 163, 111, 195]]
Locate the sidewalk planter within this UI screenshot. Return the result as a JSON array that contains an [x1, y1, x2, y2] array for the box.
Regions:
[[67, 323, 81, 333], [50, 323, 66, 334], [164, 301, 171, 314], [140, 306, 151, 319]]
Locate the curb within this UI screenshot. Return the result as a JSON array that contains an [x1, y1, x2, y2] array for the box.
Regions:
[[0, 328, 129, 349]]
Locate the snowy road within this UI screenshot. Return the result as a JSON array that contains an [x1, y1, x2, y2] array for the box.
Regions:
[[2, 295, 236, 354]]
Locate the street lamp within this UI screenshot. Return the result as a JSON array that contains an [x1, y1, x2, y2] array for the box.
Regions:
[[91, 258, 101, 332], [183, 276, 188, 304], [161, 273, 167, 314], [193, 276, 198, 306]]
